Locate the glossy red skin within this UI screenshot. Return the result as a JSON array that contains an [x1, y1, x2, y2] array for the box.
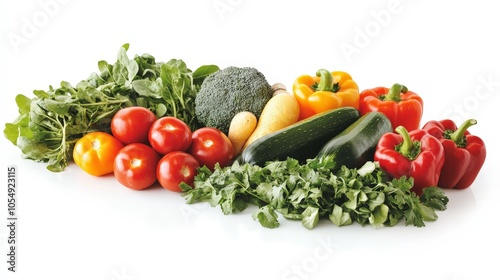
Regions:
[[453, 135, 486, 189], [148, 117, 192, 155], [188, 127, 234, 171], [113, 143, 161, 190], [422, 119, 486, 189], [157, 151, 200, 192], [374, 129, 445, 196], [111, 107, 157, 144], [359, 87, 423, 131]]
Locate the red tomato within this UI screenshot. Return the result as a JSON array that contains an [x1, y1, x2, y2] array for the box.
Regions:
[[111, 106, 157, 144], [113, 143, 161, 190], [148, 117, 192, 155], [188, 127, 234, 171], [157, 151, 200, 192]]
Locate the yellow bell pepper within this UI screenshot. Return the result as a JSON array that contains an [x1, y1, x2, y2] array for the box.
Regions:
[[292, 69, 359, 120]]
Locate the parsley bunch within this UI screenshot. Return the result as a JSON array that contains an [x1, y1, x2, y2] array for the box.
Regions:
[[182, 157, 448, 229]]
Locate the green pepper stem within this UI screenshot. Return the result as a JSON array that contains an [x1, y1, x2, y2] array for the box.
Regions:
[[395, 126, 413, 158], [450, 119, 477, 144], [385, 83, 408, 102], [315, 69, 334, 92]]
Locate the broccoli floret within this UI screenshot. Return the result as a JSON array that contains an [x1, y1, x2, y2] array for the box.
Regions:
[[195, 66, 272, 134]]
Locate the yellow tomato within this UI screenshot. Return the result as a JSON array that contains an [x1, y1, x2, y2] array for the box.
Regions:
[[73, 132, 124, 176]]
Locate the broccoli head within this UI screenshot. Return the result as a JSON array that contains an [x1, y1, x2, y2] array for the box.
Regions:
[[195, 66, 272, 134]]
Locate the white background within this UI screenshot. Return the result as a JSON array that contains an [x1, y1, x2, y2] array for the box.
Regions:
[[1, 0, 499, 280]]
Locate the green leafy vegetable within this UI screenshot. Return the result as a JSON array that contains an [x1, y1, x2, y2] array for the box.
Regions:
[[4, 44, 219, 172], [182, 157, 448, 229], [252, 205, 280, 229]]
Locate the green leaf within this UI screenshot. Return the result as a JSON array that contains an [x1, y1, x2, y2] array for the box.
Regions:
[[357, 161, 377, 176], [161, 62, 178, 86], [417, 204, 438, 222], [127, 60, 139, 82], [270, 184, 286, 209], [16, 94, 32, 114], [43, 99, 72, 115], [47, 156, 67, 172], [179, 182, 193, 192], [252, 205, 279, 229], [393, 176, 414, 192], [281, 212, 303, 220], [369, 204, 389, 228], [301, 206, 319, 229], [118, 45, 130, 66], [358, 190, 368, 203], [420, 187, 449, 211], [344, 190, 360, 210], [4, 123, 20, 145], [165, 59, 188, 72], [193, 64, 219, 84], [255, 183, 273, 204], [329, 205, 352, 226], [182, 186, 212, 204], [97, 60, 109, 73], [17, 136, 50, 159], [4, 112, 31, 145], [289, 188, 307, 207], [368, 192, 385, 211], [33, 89, 50, 99], [233, 197, 248, 212], [136, 97, 149, 108], [155, 103, 167, 117], [121, 43, 130, 51], [132, 79, 163, 98], [112, 62, 127, 85]]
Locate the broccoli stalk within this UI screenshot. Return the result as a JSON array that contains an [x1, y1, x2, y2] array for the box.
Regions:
[[194, 66, 273, 134]]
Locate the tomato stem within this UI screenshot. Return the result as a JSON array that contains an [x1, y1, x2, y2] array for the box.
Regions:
[[131, 158, 142, 168], [91, 139, 100, 150], [203, 139, 214, 148]]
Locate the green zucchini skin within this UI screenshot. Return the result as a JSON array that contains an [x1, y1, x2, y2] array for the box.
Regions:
[[316, 111, 392, 169], [241, 107, 360, 166]]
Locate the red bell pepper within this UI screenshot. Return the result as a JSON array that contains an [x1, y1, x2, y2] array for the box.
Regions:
[[359, 83, 423, 131], [422, 119, 486, 189], [374, 126, 445, 196]]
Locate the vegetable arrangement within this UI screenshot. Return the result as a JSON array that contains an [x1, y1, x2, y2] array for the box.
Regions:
[[3, 44, 218, 172], [3, 45, 487, 230]]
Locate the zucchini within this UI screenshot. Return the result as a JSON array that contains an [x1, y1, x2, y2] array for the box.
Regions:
[[316, 111, 392, 169], [241, 107, 359, 166]]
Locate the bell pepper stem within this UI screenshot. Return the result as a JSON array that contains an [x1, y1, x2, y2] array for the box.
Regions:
[[385, 83, 408, 102], [395, 125, 422, 161], [395, 126, 412, 157], [315, 69, 334, 92], [450, 119, 477, 146]]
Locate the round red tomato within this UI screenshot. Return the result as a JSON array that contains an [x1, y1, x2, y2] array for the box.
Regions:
[[148, 117, 192, 155], [113, 143, 161, 190], [157, 151, 200, 192], [111, 106, 157, 144], [188, 127, 234, 171]]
